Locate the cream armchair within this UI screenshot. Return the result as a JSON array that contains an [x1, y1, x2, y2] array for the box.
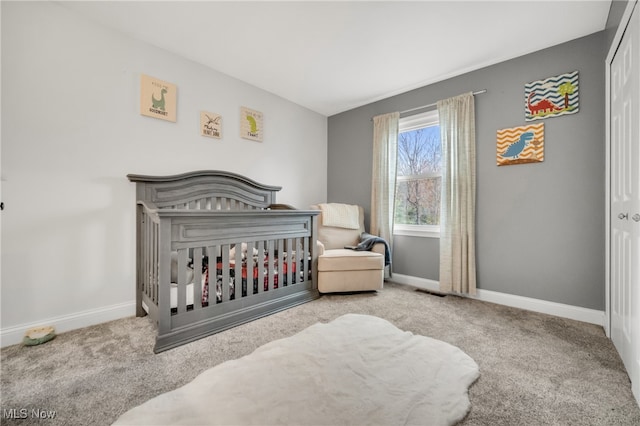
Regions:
[[311, 204, 386, 293]]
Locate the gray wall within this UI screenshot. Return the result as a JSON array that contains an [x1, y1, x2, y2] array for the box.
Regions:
[[327, 31, 606, 310]]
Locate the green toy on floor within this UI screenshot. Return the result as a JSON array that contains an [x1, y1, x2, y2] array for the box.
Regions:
[[23, 326, 56, 346]]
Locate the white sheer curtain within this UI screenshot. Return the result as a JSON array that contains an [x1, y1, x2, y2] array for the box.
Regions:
[[371, 112, 400, 256], [437, 92, 477, 295]]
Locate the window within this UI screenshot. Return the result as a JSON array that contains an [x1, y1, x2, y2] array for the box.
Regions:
[[394, 109, 441, 238]]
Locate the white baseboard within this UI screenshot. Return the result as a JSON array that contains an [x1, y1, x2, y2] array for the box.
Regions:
[[0, 301, 136, 348], [390, 274, 441, 292], [1, 275, 606, 347], [389, 273, 606, 327]]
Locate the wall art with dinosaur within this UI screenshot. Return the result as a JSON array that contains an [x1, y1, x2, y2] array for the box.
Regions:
[[140, 74, 177, 122], [497, 123, 544, 166], [240, 106, 263, 142], [201, 111, 222, 139], [525, 71, 578, 121]]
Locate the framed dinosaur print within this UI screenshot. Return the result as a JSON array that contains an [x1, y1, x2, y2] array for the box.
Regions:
[[497, 123, 544, 166], [200, 111, 222, 139], [140, 74, 177, 122], [525, 71, 578, 121], [240, 107, 263, 142]]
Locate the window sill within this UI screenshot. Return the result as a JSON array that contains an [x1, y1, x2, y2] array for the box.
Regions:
[[393, 227, 440, 239]]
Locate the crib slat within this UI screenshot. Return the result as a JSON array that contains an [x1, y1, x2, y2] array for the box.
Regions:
[[193, 247, 203, 309], [296, 238, 303, 285], [278, 239, 284, 287], [176, 249, 188, 314], [234, 243, 243, 298], [286, 238, 293, 285], [267, 240, 275, 291], [246, 241, 254, 296], [303, 236, 310, 284], [221, 244, 230, 302], [206, 245, 216, 306], [257, 241, 265, 294]]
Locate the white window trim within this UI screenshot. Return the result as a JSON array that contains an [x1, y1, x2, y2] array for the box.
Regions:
[[396, 172, 441, 181], [394, 109, 441, 239], [399, 109, 439, 132], [393, 224, 440, 238]]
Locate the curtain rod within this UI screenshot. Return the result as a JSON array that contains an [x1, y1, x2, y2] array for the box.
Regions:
[[371, 89, 487, 121], [400, 89, 486, 115]]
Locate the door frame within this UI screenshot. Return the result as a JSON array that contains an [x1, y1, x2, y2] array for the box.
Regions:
[[605, 0, 638, 339]]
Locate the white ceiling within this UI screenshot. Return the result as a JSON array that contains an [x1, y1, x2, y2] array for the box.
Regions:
[[59, 0, 612, 116]]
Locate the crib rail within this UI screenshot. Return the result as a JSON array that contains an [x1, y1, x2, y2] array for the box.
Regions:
[[128, 170, 280, 210]]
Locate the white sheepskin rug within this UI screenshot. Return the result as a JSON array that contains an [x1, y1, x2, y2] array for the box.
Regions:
[[114, 314, 479, 426]]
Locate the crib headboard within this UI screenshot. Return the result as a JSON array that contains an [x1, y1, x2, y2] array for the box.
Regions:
[[127, 170, 282, 210]]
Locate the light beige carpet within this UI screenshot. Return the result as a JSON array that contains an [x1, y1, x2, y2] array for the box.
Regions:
[[114, 314, 479, 426], [2, 282, 639, 425]]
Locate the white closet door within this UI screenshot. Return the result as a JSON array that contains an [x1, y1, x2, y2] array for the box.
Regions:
[[610, 2, 640, 404]]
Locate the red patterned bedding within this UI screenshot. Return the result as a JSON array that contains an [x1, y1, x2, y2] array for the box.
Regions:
[[202, 255, 306, 306]]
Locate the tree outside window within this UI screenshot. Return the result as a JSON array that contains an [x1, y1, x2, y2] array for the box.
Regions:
[[394, 110, 441, 237]]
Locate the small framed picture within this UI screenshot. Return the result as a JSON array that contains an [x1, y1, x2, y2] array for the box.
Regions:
[[240, 107, 263, 142], [200, 111, 222, 139], [140, 74, 177, 122]]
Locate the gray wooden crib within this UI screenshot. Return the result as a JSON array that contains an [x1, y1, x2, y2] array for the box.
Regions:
[[127, 170, 320, 353]]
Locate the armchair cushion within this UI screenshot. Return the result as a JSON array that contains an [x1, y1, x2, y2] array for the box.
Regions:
[[318, 249, 385, 272]]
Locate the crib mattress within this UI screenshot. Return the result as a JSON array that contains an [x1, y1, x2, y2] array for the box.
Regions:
[[140, 283, 200, 313]]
